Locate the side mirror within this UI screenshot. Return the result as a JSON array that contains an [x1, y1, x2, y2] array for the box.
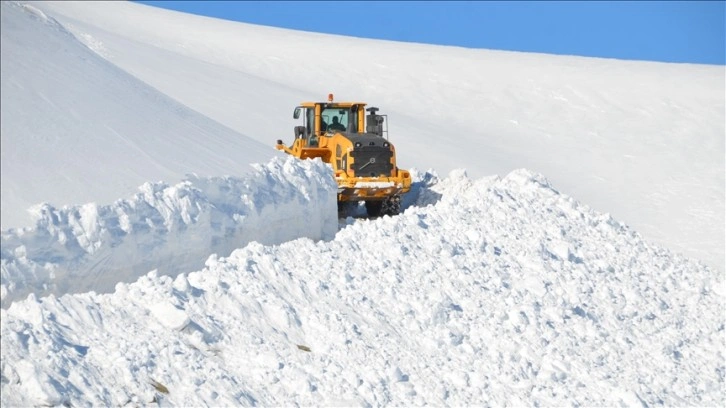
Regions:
[[293, 107, 301, 119]]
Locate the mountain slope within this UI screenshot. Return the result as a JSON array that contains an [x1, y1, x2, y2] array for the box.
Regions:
[[0, 1, 283, 230], [14, 0, 726, 271]]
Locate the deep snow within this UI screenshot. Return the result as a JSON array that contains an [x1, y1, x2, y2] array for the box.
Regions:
[[1, 1, 724, 406], [2, 163, 723, 406], [1, 156, 338, 308]]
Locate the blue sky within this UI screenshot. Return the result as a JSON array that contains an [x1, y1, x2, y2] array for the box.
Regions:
[[135, 1, 725, 65]]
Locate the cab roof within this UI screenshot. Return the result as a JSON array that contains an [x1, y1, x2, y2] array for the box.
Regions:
[[299, 101, 367, 108], [300, 94, 368, 108]]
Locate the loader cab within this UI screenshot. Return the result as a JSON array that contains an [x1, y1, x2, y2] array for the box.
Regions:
[[294, 100, 366, 147], [291, 95, 388, 149]]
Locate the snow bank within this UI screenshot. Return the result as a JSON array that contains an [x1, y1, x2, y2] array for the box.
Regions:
[[1, 156, 338, 308], [2, 168, 722, 407]]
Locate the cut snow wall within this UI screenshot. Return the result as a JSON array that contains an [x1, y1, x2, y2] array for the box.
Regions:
[[0, 156, 338, 308]]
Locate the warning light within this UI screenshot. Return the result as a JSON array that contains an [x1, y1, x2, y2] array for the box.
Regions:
[[328, 93, 334, 102]]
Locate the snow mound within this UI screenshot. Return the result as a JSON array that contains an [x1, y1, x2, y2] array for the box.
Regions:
[[2, 168, 722, 407], [1, 156, 338, 308]]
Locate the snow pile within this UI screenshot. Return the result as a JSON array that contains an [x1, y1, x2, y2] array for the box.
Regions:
[[2, 169, 722, 407], [1, 156, 338, 308]]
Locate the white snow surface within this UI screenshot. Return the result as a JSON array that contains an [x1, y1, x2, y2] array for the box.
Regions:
[[3, 167, 724, 407], [1, 156, 338, 308], [5, 0, 724, 272], [1, 1, 725, 406]]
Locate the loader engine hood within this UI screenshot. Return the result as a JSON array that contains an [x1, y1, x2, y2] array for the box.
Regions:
[[347, 133, 394, 177]]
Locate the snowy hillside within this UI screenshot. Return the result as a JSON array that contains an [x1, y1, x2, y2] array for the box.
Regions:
[[1, 1, 724, 406], [11, 0, 725, 272], [0, 1, 283, 231]]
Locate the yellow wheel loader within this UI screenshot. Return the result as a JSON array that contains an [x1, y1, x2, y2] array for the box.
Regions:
[[276, 94, 411, 217]]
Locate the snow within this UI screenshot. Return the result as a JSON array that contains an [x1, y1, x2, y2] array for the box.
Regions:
[[353, 181, 396, 188], [3, 2, 723, 273], [1, 1, 724, 406], [12, 0, 724, 272], [1, 156, 338, 308]]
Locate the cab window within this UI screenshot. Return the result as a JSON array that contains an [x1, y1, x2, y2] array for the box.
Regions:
[[322, 108, 349, 132]]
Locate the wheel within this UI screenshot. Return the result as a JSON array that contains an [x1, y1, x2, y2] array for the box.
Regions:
[[381, 195, 401, 216], [365, 201, 383, 217]]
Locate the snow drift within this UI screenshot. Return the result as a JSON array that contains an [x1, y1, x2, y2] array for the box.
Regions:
[[1, 156, 338, 308], [2, 167, 723, 407]]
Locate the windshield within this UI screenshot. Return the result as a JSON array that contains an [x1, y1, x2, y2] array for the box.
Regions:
[[321, 108, 349, 132]]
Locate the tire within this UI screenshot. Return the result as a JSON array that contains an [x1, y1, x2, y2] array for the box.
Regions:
[[381, 196, 401, 216], [365, 201, 383, 217]]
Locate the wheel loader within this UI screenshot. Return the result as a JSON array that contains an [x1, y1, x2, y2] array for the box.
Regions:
[[276, 94, 411, 217]]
